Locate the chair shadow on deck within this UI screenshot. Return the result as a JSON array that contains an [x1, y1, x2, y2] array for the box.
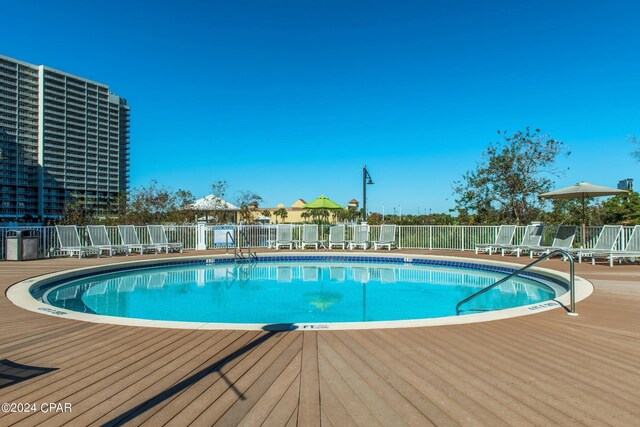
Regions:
[[104, 324, 298, 427], [0, 359, 57, 389]]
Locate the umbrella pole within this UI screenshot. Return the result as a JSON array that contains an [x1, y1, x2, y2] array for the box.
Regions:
[[582, 195, 586, 248]]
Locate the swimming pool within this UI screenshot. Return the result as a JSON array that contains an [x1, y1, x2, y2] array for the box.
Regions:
[[9, 254, 591, 330]]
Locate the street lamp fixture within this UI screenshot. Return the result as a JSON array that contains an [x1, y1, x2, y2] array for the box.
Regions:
[[362, 165, 374, 222]]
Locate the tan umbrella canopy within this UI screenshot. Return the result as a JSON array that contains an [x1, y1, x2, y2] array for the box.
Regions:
[[539, 182, 628, 245]]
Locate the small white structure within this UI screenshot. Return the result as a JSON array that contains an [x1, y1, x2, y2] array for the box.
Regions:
[[191, 195, 240, 224], [191, 195, 239, 211]]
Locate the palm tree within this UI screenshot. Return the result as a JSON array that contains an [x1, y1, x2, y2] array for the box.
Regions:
[[274, 207, 288, 224]]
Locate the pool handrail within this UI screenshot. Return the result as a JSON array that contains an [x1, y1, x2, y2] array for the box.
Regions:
[[456, 249, 576, 316], [233, 227, 257, 261]]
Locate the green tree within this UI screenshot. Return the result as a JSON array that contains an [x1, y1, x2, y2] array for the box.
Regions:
[[274, 207, 288, 224], [336, 206, 359, 223], [235, 190, 262, 224], [59, 192, 95, 225], [598, 191, 640, 225], [453, 128, 569, 224], [542, 198, 600, 226], [366, 212, 382, 225], [167, 189, 196, 223], [126, 180, 177, 225]]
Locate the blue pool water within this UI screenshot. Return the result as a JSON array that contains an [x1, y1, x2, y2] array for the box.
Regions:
[[41, 260, 558, 324]]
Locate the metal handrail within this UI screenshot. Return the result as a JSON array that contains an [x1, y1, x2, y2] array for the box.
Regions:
[[225, 231, 235, 255], [234, 227, 257, 261], [456, 249, 576, 315]]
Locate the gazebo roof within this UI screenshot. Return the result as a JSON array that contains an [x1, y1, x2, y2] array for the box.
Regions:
[[191, 195, 239, 211]]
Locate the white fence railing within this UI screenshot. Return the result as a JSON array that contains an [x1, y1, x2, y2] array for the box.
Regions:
[[0, 224, 635, 261]]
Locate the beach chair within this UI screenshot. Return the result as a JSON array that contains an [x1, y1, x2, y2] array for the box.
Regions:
[[86, 225, 129, 256], [590, 225, 640, 267], [275, 224, 294, 250], [348, 225, 369, 250], [529, 226, 576, 258], [328, 224, 346, 249], [373, 224, 397, 250], [55, 225, 102, 259], [569, 225, 623, 264], [117, 225, 157, 254], [147, 225, 184, 253], [475, 225, 517, 255], [300, 224, 322, 250], [500, 223, 544, 257]]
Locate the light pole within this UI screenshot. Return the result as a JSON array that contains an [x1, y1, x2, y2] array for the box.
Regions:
[[382, 203, 385, 222], [362, 165, 374, 222]]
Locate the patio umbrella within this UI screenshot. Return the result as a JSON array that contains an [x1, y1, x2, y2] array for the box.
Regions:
[[303, 195, 344, 223], [303, 195, 343, 210], [539, 182, 627, 246]]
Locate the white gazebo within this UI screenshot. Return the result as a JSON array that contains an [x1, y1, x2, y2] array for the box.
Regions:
[[191, 195, 240, 223]]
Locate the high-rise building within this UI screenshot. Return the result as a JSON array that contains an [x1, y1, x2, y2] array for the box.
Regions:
[[0, 54, 130, 220]]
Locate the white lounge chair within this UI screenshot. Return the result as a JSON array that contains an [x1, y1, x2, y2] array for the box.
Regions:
[[529, 226, 576, 258], [147, 225, 184, 253], [55, 225, 102, 259], [118, 225, 157, 254], [569, 225, 623, 264], [275, 224, 294, 250], [475, 225, 517, 255], [500, 223, 544, 257], [348, 225, 369, 250], [86, 225, 129, 256], [373, 224, 397, 250], [591, 225, 640, 267], [300, 224, 322, 250], [328, 224, 346, 249]]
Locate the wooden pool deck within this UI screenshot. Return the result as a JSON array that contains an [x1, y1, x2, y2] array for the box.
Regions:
[[1, 250, 639, 426]]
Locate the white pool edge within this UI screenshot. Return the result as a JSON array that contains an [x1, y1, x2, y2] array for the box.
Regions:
[[6, 252, 594, 331]]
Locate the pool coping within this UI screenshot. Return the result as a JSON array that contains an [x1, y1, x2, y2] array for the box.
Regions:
[[6, 252, 594, 330]]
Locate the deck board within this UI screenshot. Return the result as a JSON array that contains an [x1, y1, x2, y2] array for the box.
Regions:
[[187, 332, 296, 425], [318, 332, 430, 427], [210, 333, 302, 426], [131, 331, 259, 426], [236, 357, 301, 426], [1, 249, 639, 426], [297, 331, 320, 427]]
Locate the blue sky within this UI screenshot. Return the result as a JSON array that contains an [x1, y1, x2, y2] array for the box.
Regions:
[[3, 0, 639, 214]]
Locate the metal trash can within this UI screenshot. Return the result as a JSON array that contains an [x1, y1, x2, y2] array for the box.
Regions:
[[6, 230, 39, 261]]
